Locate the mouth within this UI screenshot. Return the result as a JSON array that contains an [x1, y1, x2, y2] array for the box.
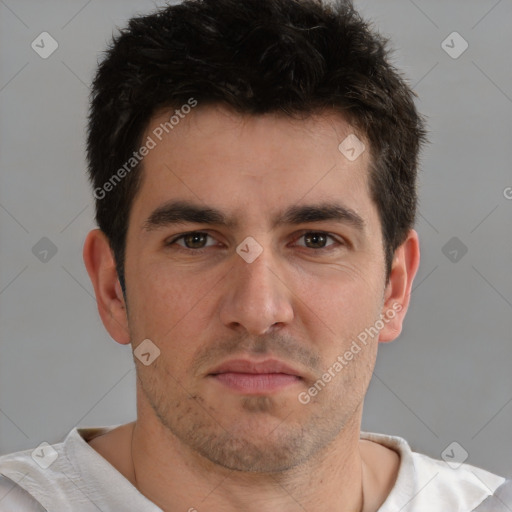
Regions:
[[208, 359, 303, 394]]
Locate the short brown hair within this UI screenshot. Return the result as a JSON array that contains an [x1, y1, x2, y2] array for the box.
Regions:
[[86, 0, 427, 293]]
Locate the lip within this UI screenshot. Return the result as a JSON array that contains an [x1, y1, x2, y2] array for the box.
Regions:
[[208, 358, 303, 394], [209, 358, 303, 377]]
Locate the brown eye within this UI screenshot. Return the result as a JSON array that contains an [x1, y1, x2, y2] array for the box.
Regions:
[[303, 232, 329, 249], [291, 231, 344, 252], [183, 232, 208, 248], [169, 232, 216, 250]]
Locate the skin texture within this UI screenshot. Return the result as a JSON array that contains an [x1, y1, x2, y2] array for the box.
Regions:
[[84, 104, 420, 511]]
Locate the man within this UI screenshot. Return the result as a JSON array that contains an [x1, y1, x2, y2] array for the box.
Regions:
[[0, 0, 510, 510]]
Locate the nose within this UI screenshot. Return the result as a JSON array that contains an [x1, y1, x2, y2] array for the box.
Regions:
[[218, 248, 294, 336]]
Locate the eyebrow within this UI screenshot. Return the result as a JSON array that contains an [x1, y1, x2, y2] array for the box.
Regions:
[[273, 203, 365, 231], [142, 200, 365, 232]]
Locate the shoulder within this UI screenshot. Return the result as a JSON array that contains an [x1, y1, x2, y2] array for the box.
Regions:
[[361, 431, 507, 512], [408, 449, 505, 509], [0, 435, 74, 510], [0, 473, 47, 511], [472, 478, 512, 511], [0, 426, 118, 510]]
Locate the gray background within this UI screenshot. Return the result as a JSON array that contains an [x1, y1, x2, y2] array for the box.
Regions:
[[1, 0, 511, 479]]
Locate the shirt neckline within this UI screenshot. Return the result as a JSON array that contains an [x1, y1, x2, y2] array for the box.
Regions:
[[69, 426, 412, 511]]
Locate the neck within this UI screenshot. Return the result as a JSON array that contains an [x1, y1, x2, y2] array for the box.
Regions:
[[129, 407, 367, 512]]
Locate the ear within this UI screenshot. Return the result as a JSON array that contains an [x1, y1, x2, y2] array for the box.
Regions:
[[83, 229, 130, 345], [378, 229, 420, 343]]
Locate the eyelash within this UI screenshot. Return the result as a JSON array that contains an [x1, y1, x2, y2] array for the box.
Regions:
[[165, 230, 345, 253]]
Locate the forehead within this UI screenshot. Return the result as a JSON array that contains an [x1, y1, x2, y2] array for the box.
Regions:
[[130, 104, 376, 229]]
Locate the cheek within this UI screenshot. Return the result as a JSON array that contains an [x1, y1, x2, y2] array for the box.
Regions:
[[295, 261, 383, 321], [126, 257, 222, 345], [292, 264, 384, 375]]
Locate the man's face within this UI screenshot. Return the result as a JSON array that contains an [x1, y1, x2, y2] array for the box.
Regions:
[[123, 105, 392, 472]]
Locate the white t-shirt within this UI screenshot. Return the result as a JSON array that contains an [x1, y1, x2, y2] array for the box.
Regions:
[[0, 426, 508, 511]]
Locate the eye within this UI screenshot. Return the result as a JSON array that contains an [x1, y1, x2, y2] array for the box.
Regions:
[[168, 231, 218, 250], [294, 231, 340, 250], [166, 230, 343, 253]]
